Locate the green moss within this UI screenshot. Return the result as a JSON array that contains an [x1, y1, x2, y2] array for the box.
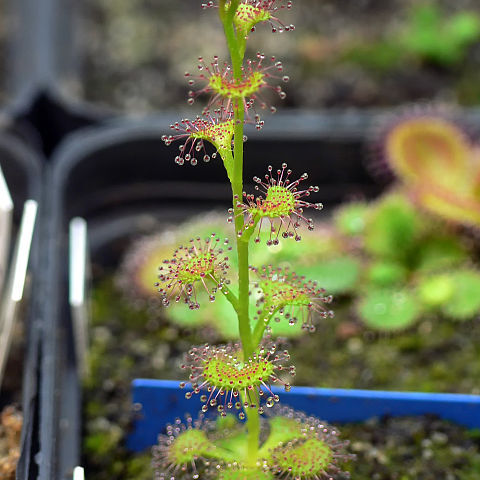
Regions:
[[84, 430, 122, 458], [125, 453, 153, 480], [400, 4, 480, 66]]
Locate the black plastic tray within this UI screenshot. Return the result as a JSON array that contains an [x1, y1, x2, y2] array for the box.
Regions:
[[39, 112, 386, 479], [0, 133, 43, 480]]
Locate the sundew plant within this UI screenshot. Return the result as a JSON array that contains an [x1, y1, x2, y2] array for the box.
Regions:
[[156, 2, 353, 479]]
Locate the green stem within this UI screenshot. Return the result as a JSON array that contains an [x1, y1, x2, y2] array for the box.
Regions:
[[220, 3, 261, 464], [252, 304, 280, 347], [221, 149, 235, 184], [232, 105, 253, 358], [241, 391, 261, 467], [220, 283, 239, 312]]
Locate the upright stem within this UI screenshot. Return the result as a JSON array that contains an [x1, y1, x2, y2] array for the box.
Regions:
[[222, 0, 252, 362], [221, 6, 260, 463], [233, 104, 253, 359]]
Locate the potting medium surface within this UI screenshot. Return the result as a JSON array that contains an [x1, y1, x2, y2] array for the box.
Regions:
[[83, 265, 480, 478]]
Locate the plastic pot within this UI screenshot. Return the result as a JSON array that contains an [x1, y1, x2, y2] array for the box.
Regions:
[[39, 113, 384, 478], [0, 133, 43, 480], [128, 379, 480, 452]]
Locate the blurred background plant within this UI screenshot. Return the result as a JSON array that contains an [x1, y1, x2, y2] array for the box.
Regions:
[[77, 0, 480, 112], [110, 110, 480, 336]]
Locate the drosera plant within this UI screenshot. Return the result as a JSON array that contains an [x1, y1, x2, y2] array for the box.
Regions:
[[115, 212, 344, 339], [373, 108, 480, 228], [154, 1, 353, 478], [334, 191, 480, 331]]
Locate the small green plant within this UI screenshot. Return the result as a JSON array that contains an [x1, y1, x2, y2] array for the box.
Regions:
[[333, 191, 480, 331], [117, 213, 342, 338], [399, 3, 480, 67], [342, 3, 480, 73], [151, 2, 353, 479]]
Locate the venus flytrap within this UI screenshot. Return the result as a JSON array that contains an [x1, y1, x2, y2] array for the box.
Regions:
[[155, 2, 353, 478]]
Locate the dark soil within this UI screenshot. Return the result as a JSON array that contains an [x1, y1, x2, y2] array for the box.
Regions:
[[342, 415, 480, 480], [83, 271, 480, 479]]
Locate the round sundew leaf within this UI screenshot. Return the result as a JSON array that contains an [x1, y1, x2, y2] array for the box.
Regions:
[[441, 269, 480, 320], [116, 234, 176, 303], [258, 417, 305, 457], [271, 437, 333, 479], [367, 260, 408, 287], [414, 184, 480, 228], [334, 202, 369, 237], [384, 116, 470, 191], [295, 257, 361, 295], [358, 288, 421, 331], [234, 2, 271, 37], [136, 244, 171, 298], [203, 354, 275, 392], [363, 194, 420, 261], [416, 274, 455, 308], [168, 428, 214, 465]]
